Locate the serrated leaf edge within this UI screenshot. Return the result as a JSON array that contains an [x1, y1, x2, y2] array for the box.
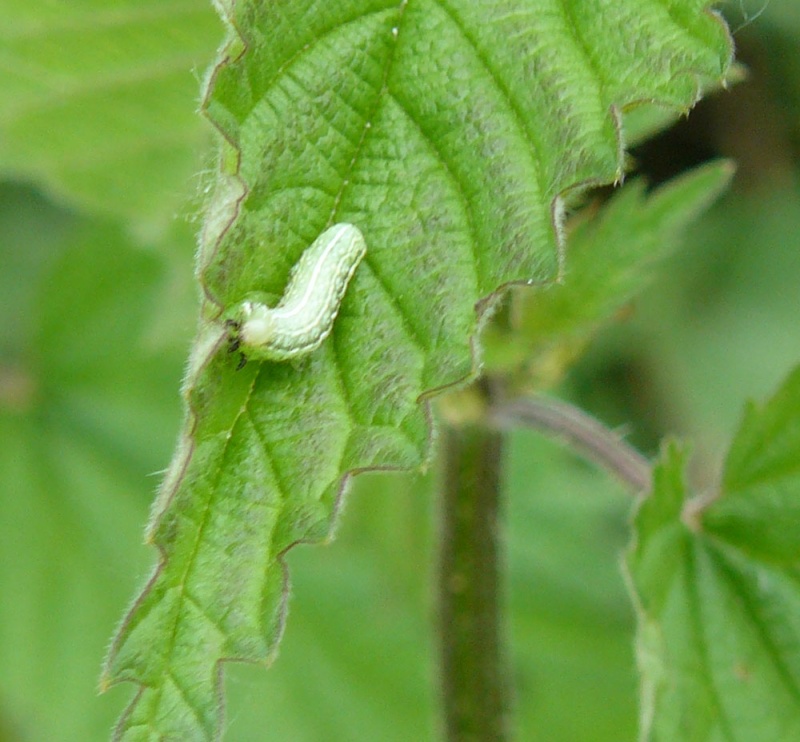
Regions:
[[101, 2, 733, 738]]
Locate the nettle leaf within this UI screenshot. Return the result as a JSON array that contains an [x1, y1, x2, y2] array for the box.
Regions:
[[706, 366, 800, 561], [103, 1, 731, 738], [482, 160, 735, 379], [627, 367, 800, 741], [0, 0, 220, 221], [0, 217, 187, 740]]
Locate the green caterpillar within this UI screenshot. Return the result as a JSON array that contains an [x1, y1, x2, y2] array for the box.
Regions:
[[226, 223, 367, 363]]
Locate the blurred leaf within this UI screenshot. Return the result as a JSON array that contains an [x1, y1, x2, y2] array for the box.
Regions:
[[102, 1, 732, 738], [483, 161, 734, 382], [0, 1, 220, 221], [224, 430, 638, 742], [745, 0, 800, 32], [705, 366, 800, 561], [0, 216, 188, 740], [507, 430, 637, 741], [225, 470, 437, 742], [0, 183, 75, 354], [627, 367, 800, 742], [629, 183, 800, 445]]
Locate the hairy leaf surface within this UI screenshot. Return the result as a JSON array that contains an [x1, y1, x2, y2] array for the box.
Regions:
[[104, 1, 732, 738], [482, 160, 735, 380], [628, 368, 800, 740]]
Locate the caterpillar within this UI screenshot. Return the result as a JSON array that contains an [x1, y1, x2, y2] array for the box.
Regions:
[[226, 223, 367, 364]]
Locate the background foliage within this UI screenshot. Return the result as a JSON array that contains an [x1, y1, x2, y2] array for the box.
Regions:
[[1, 1, 799, 740]]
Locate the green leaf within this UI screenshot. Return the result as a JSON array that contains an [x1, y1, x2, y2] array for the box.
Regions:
[[104, 1, 732, 739], [0, 1, 220, 221], [482, 160, 734, 379], [706, 366, 800, 561], [506, 431, 638, 740], [627, 367, 800, 741], [0, 213, 188, 739], [637, 184, 800, 442], [227, 431, 637, 741]]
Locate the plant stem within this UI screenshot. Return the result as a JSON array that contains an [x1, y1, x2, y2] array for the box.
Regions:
[[492, 395, 652, 494], [437, 420, 509, 742]]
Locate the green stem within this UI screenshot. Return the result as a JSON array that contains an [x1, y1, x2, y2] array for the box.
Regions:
[[437, 420, 510, 742]]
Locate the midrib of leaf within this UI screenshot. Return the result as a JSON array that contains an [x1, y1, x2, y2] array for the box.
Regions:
[[710, 545, 800, 707], [328, 7, 406, 231], [685, 542, 734, 740], [104, 1, 732, 739], [631, 405, 800, 741]]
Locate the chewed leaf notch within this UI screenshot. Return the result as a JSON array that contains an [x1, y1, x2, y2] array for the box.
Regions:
[[103, 1, 732, 739]]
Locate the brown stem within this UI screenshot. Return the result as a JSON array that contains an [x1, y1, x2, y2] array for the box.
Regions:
[[492, 396, 652, 494], [437, 420, 510, 742]]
